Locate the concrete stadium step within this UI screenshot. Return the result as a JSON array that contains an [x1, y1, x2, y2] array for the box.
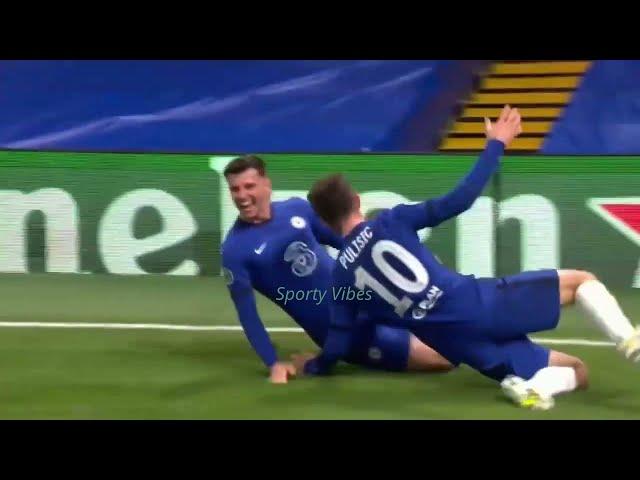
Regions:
[[439, 61, 592, 153]]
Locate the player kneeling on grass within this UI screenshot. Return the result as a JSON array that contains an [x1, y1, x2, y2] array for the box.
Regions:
[[221, 155, 453, 384], [293, 105, 640, 410]]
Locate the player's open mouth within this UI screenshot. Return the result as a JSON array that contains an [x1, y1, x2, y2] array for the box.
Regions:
[[238, 201, 255, 212]]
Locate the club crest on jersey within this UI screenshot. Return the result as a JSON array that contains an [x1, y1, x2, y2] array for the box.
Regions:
[[283, 241, 317, 277], [290, 216, 306, 229]]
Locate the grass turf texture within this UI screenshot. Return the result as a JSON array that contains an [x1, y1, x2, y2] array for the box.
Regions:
[[0, 274, 637, 419]]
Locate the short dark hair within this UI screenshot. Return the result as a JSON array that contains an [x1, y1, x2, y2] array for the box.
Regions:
[[307, 174, 356, 233], [223, 155, 266, 178]]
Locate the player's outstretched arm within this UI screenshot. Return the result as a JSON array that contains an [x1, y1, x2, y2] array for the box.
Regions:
[[228, 288, 276, 365], [297, 300, 357, 376], [223, 254, 294, 383], [393, 105, 521, 230]]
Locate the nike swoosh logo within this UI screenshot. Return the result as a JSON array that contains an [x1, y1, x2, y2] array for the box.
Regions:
[[254, 242, 267, 255]]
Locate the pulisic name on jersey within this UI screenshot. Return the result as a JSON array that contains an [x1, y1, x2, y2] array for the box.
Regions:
[[276, 286, 372, 305], [338, 226, 373, 270]]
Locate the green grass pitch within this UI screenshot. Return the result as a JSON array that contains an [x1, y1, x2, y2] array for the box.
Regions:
[[0, 273, 637, 419]]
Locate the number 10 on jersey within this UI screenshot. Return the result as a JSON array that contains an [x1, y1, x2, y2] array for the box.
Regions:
[[354, 240, 430, 318]]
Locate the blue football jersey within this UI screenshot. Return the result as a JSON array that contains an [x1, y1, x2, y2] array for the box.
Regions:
[[222, 197, 344, 367], [305, 139, 506, 375], [332, 209, 483, 329]]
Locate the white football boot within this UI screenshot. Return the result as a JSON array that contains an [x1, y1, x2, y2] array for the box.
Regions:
[[500, 375, 555, 411], [617, 326, 640, 363]]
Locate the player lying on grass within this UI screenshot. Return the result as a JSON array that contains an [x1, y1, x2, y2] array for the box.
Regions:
[[294, 105, 640, 410], [221, 155, 453, 384]]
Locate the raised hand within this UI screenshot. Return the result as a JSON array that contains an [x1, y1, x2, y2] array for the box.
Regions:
[[485, 105, 523, 148]]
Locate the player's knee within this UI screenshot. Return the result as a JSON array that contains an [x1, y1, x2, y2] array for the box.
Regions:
[[579, 271, 597, 284], [574, 271, 598, 303], [560, 270, 598, 305]]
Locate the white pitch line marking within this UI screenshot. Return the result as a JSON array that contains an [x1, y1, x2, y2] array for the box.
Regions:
[[0, 322, 615, 347]]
